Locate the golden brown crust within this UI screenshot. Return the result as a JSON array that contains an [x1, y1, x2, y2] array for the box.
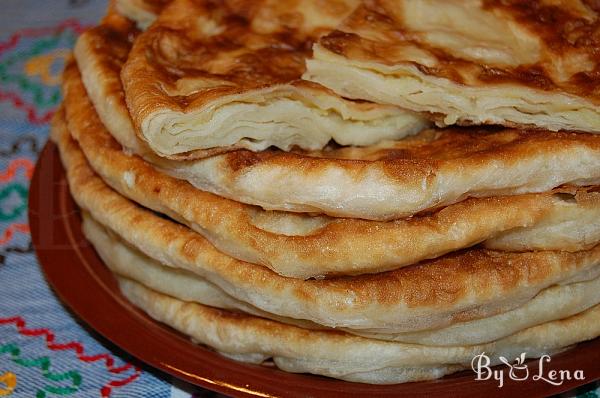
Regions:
[[305, 0, 600, 133], [118, 278, 600, 384], [84, 215, 600, 346], [216, 128, 600, 177], [74, 12, 144, 149], [64, 59, 600, 278], [79, 7, 600, 219], [481, 0, 600, 96], [53, 106, 600, 331], [76, 10, 274, 160], [121, 0, 345, 145], [201, 124, 600, 219], [129, 0, 359, 97], [120, 0, 426, 157], [132, 0, 171, 14], [320, 0, 600, 100]]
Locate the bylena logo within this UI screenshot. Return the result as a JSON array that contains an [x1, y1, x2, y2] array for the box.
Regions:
[[471, 352, 585, 388]]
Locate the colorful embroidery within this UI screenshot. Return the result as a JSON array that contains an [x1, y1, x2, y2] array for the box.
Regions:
[[0, 136, 40, 158], [0, 20, 85, 56], [0, 90, 55, 124], [0, 20, 86, 123], [0, 371, 16, 396], [0, 183, 28, 222], [0, 159, 34, 183], [0, 317, 141, 397], [25, 50, 71, 86], [0, 36, 68, 106], [0, 343, 81, 397], [0, 224, 29, 246]]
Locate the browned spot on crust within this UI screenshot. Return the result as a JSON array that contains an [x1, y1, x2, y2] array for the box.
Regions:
[[321, 0, 600, 99], [478, 65, 556, 90], [320, 30, 361, 56], [224, 149, 273, 173], [130, 0, 359, 91]]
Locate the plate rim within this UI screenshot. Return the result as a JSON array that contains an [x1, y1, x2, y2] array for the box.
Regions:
[[29, 140, 600, 398]]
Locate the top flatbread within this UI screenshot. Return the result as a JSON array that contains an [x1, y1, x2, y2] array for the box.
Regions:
[[305, 0, 600, 133], [121, 0, 427, 158], [77, 7, 600, 220]]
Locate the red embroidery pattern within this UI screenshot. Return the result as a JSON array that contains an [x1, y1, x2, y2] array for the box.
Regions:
[[0, 316, 142, 397], [0, 20, 88, 123], [0, 90, 55, 124], [0, 158, 34, 182], [0, 223, 29, 246], [0, 20, 86, 56]]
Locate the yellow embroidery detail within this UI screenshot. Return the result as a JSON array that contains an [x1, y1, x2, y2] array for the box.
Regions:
[[24, 49, 70, 86], [0, 371, 16, 396]]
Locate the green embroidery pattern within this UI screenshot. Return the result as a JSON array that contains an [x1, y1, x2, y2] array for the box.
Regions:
[[0, 183, 28, 222], [0, 343, 82, 397], [0, 32, 76, 108]]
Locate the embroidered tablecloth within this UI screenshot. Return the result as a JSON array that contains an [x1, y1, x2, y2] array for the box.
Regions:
[[0, 1, 598, 397]]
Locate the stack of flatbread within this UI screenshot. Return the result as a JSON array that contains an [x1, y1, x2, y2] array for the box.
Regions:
[[53, 0, 600, 384]]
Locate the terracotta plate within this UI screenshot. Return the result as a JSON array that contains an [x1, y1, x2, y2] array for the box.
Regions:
[[30, 141, 600, 397]]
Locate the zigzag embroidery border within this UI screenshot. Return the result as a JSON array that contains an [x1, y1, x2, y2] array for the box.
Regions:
[[0, 317, 141, 397], [0, 135, 39, 157], [0, 19, 88, 123]]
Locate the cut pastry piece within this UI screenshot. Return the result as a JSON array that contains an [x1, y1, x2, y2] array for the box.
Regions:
[[115, 0, 169, 29], [82, 210, 600, 346], [121, 0, 428, 158], [74, 11, 147, 156], [305, 0, 600, 133], [75, 15, 600, 220], [120, 277, 600, 384], [53, 110, 600, 332], [64, 62, 600, 278]]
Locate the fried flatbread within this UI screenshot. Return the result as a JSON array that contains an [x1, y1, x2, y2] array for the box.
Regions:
[[64, 61, 600, 278], [305, 0, 600, 133], [120, 0, 427, 158], [74, 12, 147, 156], [82, 211, 600, 346], [485, 192, 600, 252], [75, 15, 600, 220], [82, 212, 322, 330], [120, 277, 600, 384], [52, 110, 600, 332]]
